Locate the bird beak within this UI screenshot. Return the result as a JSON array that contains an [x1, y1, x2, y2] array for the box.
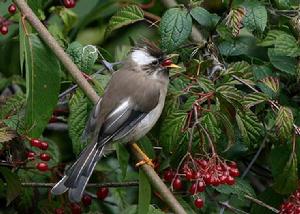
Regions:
[[165, 63, 181, 69]]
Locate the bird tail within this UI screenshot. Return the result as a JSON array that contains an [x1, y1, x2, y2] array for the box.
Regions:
[[51, 142, 104, 202]]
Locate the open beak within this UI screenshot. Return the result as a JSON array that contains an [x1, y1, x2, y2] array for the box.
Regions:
[[165, 63, 181, 69]]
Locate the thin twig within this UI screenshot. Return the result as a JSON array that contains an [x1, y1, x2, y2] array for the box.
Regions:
[[4, 181, 139, 188], [244, 194, 279, 213]]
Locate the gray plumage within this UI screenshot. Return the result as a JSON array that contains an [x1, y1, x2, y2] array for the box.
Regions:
[[51, 42, 172, 202]]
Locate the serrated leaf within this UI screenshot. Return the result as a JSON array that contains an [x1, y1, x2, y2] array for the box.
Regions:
[[218, 35, 257, 56], [275, 107, 293, 140], [214, 178, 256, 200], [201, 112, 221, 142], [159, 110, 186, 153], [0, 127, 16, 143], [197, 77, 214, 92], [261, 76, 280, 94], [24, 34, 61, 138], [236, 110, 263, 145], [225, 7, 246, 36], [115, 143, 129, 179], [242, 1, 267, 32], [0, 93, 25, 119], [67, 42, 98, 74], [0, 167, 22, 206], [138, 170, 151, 214], [160, 8, 192, 52], [268, 48, 298, 75], [242, 92, 268, 108], [216, 112, 235, 149], [107, 5, 144, 34], [222, 61, 251, 76], [258, 30, 284, 47], [274, 33, 300, 57], [216, 85, 243, 109], [190, 7, 220, 29], [68, 90, 89, 155]]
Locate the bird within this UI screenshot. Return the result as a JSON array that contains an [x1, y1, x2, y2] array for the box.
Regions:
[[51, 41, 180, 202]]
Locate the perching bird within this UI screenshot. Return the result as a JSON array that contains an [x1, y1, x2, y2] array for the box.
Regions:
[[51, 41, 179, 202]]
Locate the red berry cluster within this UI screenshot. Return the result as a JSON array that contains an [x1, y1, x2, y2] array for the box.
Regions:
[[163, 155, 240, 209], [280, 188, 300, 214], [54, 187, 109, 214], [28, 138, 50, 171], [63, 0, 76, 8]]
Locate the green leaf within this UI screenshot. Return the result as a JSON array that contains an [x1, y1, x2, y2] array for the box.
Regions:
[[216, 111, 235, 148], [242, 1, 267, 32], [24, 34, 61, 138], [216, 85, 243, 109], [49, 6, 78, 33], [68, 90, 89, 155], [268, 48, 298, 75], [275, 107, 294, 140], [214, 178, 256, 200], [175, 196, 197, 214], [159, 110, 186, 153], [278, 155, 298, 193], [115, 143, 129, 179], [190, 7, 220, 29], [66, 42, 99, 74], [242, 92, 268, 108], [0, 93, 25, 119], [107, 5, 144, 34], [201, 112, 221, 142], [160, 8, 192, 52], [261, 76, 280, 94], [138, 170, 151, 214], [236, 110, 263, 145], [259, 30, 300, 57], [0, 167, 22, 206], [218, 35, 257, 56]]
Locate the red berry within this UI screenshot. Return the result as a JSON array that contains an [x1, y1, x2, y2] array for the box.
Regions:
[[185, 170, 193, 181], [229, 168, 240, 177], [163, 169, 174, 182], [8, 4, 17, 14], [0, 25, 8, 35], [219, 175, 227, 184], [81, 194, 92, 206], [36, 162, 48, 171], [30, 138, 41, 147], [161, 59, 172, 67], [172, 177, 183, 190], [198, 159, 208, 169], [192, 171, 201, 179], [63, 0, 76, 8], [197, 181, 206, 192], [228, 161, 237, 168], [204, 173, 211, 184], [70, 203, 81, 214], [226, 176, 235, 185], [194, 198, 204, 208], [26, 151, 35, 160], [40, 153, 51, 161], [55, 208, 64, 214], [189, 183, 197, 195], [97, 187, 109, 200], [39, 141, 49, 150], [211, 177, 220, 186]]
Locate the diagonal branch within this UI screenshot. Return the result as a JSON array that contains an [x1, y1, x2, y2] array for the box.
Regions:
[[13, 0, 186, 213]]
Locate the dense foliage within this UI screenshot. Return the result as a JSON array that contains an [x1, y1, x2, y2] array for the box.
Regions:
[[0, 0, 299, 213]]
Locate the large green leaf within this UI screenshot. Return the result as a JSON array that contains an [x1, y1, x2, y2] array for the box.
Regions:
[[275, 106, 294, 140], [68, 90, 89, 156], [0, 167, 22, 206], [115, 143, 129, 180], [190, 7, 220, 29], [24, 34, 61, 138], [107, 5, 144, 34], [242, 0, 267, 32], [268, 48, 298, 75], [138, 170, 151, 214], [242, 92, 268, 108], [160, 8, 192, 52]]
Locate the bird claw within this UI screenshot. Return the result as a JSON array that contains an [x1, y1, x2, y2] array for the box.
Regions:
[[135, 158, 154, 168]]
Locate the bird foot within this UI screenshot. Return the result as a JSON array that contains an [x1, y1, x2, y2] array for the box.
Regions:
[[135, 158, 154, 168], [131, 143, 154, 168]]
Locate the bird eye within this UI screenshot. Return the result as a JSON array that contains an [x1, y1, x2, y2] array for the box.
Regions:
[[152, 60, 159, 65]]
